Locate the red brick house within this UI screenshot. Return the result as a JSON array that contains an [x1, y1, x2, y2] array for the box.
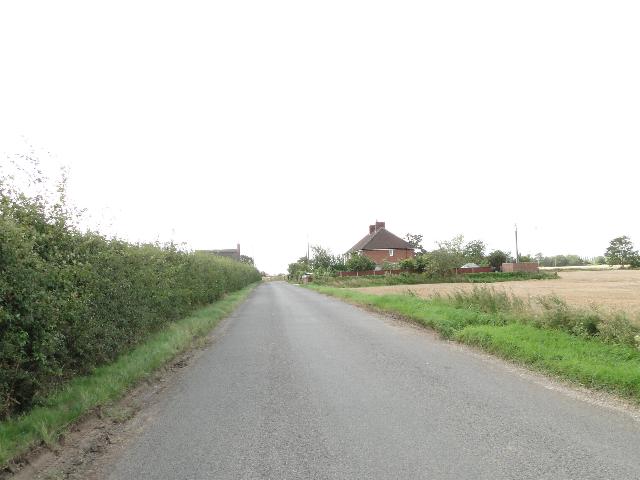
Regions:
[[348, 221, 415, 265]]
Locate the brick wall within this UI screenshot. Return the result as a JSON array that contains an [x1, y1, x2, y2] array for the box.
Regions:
[[362, 249, 414, 265], [501, 262, 539, 273], [337, 269, 410, 277]]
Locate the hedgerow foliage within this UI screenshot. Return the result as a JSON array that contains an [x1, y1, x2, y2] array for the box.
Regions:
[[0, 164, 260, 419]]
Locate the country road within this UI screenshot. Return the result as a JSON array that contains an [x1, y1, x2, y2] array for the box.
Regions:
[[102, 282, 640, 479]]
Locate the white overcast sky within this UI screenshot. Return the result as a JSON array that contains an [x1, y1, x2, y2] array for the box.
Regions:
[[1, 1, 639, 273]]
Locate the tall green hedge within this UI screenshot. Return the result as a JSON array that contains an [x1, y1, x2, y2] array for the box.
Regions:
[[0, 175, 260, 419]]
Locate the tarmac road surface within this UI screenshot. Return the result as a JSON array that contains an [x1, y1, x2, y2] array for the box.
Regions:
[[104, 282, 640, 479]]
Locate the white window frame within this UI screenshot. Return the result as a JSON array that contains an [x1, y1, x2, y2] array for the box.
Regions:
[[388, 249, 394, 257]]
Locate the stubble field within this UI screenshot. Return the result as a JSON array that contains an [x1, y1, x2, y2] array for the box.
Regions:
[[358, 270, 640, 317]]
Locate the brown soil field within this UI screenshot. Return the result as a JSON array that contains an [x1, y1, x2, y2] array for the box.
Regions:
[[357, 270, 640, 316]]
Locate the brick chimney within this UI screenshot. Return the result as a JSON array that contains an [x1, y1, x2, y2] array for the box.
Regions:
[[369, 221, 386, 235]]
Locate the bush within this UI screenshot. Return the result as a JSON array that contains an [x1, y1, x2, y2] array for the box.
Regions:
[[449, 286, 526, 314], [597, 313, 638, 345], [345, 253, 376, 271], [438, 287, 640, 348], [0, 170, 261, 419], [487, 250, 508, 270], [399, 257, 416, 271]]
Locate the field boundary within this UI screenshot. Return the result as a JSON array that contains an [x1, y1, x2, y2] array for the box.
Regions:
[[0, 283, 259, 470]]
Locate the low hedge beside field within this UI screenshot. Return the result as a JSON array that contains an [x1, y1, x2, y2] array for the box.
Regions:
[[312, 271, 557, 288], [308, 285, 640, 402], [0, 176, 261, 420]]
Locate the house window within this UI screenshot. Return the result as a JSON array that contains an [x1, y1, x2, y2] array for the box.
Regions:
[[389, 249, 394, 257]]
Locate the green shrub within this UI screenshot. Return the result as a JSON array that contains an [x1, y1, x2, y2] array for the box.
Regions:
[[448, 289, 640, 348], [399, 257, 416, 271], [381, 261, 399, 270], [0, 171, 260, 419], [345, 253, 376, 271], [597, 313, 638, 345], [449, 286, 527, 314]]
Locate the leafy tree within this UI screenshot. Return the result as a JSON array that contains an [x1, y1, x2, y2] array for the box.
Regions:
[[463, 240, 486, 265], [431, 235, 464, 268], [593, 256, 607, 265], [399, 257, 417, 271], [287, 256, 310, 279], [519, 254, 533, 263], [487, 250, 508, 270], [404, 233, 425, 255], [332, 256, 347, 272], [415, 254, 430, 272], [400, 255, 432, 273], [240, 255, 254, 265], [309, 245, 347, 272], [310, 245, 334, 272], [422, 250, 458, 276], [605, 236, 639, 267], [534, 254, 588, 267], [437, 234, 464, 257], [345, 253, 376, 271]]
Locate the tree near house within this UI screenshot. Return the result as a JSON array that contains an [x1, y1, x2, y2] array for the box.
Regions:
[[463, 240, 487, 265], [404, 233, 425, 255], [240, 255, 254, 265], [310, 245, 334, 272], [605, 236, 639, 267], [310, 245, 347, 273], [487, 250, 508, 270], [287, 256, 310, 279], [345, 253, 376, 271], [437, 235, 465, 260]]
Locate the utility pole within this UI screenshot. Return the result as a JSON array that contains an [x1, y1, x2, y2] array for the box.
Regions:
[[514, 224, 519, 263]]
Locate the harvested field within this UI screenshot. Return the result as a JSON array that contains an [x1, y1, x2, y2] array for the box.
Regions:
[[358, 270, 640, 317]]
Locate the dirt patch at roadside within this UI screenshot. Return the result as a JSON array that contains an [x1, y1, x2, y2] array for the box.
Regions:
[[357, 270, 640, 316]]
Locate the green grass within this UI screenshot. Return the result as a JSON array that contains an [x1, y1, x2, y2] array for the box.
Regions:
[[456, 324, 640, 398], [308, 285, 640, 402], [0, 284, 258, 468], [313, 271, 557, 288], [309, 286, 519, 337]]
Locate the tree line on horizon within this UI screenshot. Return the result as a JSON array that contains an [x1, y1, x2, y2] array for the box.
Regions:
[[287, 233, 640, 279]]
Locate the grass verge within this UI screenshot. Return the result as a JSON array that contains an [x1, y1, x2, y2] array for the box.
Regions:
[[456, 324, 640, 399], [0, 283, 258, 468], [308, 285, 640, 402], [312, 271, 557, 288]]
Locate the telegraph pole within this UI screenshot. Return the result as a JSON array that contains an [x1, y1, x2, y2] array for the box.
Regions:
[[514, 224, 520, 263]]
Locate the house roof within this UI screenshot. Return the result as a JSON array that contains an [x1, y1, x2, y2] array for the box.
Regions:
[[348, 228, 414, 253]]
